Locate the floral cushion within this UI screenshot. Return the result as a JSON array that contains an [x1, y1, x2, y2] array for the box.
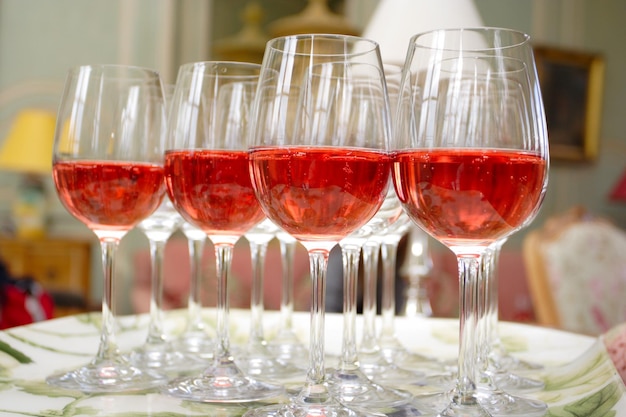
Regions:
[[542, 221, 626, 335]]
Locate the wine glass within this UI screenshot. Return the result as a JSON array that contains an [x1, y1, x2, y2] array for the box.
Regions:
[[329, 230, 418, 410], [163, 61, 284, 402], [47, 64, 169, 392], [392, 28, 549, 416], [267, 231, 309, 370], [129, 196, 187, 373], [237, 218, 303, 380], [480, 239, 542, 370], [245, 34, 394, 417], [476, 240, 544, 393], [172, 220, 214, 359], [399, 222, 434, 318]]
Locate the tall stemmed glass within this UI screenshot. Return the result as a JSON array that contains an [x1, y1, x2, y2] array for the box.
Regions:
[[48, 64, 168, 392], [173, 220, 214, 359], [476, 240, 544, 393], [246, 34, 393, 417], [353, 193, 429, 386], [129, 196, 186, 372], [330, 228, 416, 409], [400, 222, 434, 318], [393, 28, 549, 416], [237, 218, 302, 380], [163, 61, 284, 402], [377, 213, 435, 365], [267, 231, 309, 369]]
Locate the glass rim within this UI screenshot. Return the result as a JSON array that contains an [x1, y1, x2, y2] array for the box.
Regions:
[[265, 33, 380, 58], [66, 63, 162, 79], [177, 60, 262, 76], [409, 27, 531, 52]]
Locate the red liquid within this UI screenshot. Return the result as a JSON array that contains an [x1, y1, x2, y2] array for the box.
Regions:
[[165, 149, 264, 236], [53, 161, 165, 231], [249, 146, 390, 242], [393, 149, 546, 247]]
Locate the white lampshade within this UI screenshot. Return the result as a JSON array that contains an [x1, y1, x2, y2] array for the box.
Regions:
[[362, 0, 485, 65]]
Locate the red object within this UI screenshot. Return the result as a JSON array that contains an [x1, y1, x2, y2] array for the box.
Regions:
[[393, 149, 547, 244], [0, 279, 54, 329], [165, 150, 265, 235], [249, 146, 390, 241], [609, 169, 626, 202], [53, 160, 165, 229]]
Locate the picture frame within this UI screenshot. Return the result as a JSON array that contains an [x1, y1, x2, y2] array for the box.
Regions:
[[533, 45, 605, 161]]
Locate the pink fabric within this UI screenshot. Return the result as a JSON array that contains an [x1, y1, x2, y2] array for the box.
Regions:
[[422, 247, 534, 321], [605, 322, 626, 384], [542, 221, 626, 335]]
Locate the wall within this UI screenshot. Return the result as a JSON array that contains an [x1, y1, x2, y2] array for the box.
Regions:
[[473, 0, 626, 248], [0, 0, 211, 313]]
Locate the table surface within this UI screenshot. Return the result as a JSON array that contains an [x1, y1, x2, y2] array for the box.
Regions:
[[0, 309, 624, 416]]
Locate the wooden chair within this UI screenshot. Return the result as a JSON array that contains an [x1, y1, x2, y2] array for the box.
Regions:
[[523, 206, 626, 335]]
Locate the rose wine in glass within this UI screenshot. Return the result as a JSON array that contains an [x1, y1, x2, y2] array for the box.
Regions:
[[245, 34, 397, 417], [393, 28, 550, 417], [47, 64, 169, 393], [162, 61, 284, 403]]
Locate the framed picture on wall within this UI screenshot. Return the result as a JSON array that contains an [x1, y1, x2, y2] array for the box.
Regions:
[[533, 45, 605, 161]]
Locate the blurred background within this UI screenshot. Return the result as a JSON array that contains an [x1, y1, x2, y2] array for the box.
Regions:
[[0, 0, 624, 323]]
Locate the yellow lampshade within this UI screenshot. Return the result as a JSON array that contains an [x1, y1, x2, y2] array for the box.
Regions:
[[0, 109, 56, 175]]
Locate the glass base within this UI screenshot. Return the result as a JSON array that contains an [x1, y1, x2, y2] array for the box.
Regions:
[[412, 390, 491, 417], [327, 367, 414, 408], [491, 371, 545, 393], [242, 401, 358, 417], [129, 343, 201, 375], [438, 401, 492, 417], [413, 382, 548, 417], [490, 351, 543, 372], [242, 382, 383, 417], [237, 346, 304, 381], [359, 354, 426, 386], [477, 389, 547, 416], [171, 332, 215, 361], [162, 359, 285, 403], [267, 335, 309, 371], [46, 357, 168, 393]]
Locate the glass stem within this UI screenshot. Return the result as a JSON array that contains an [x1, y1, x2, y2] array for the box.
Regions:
[[455, 255, 481, 406], [214, 243, 233, 361], [277, 235, 296, 335], [186, 237, 206, 333], [95, 238, 121, 362], [487, 242, 504, 360], [249, 240, 268, 345], [379, 239, 399, 344], [338, 244, 361, 371], [145, 239, 166, 344], [476, 249, 491, 377], [360, 240, 380, 353], [306, 249, 329, 386]]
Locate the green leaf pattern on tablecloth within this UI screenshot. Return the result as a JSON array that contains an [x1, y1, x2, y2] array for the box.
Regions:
[[0, 313, 624, 417], [535, 339, 625, 416]]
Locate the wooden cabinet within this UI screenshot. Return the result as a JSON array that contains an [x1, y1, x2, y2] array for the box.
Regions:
[[0, 237, 92, 317]]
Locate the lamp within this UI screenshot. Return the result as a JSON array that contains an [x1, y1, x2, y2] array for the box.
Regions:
[[213, 1, 269, 64], [268, 0, 359, 37], [361, 0, 484, 66], [0, 109, 56, 238]]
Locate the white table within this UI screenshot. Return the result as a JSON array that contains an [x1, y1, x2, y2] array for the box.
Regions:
[[0, 309, 624, 416]]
